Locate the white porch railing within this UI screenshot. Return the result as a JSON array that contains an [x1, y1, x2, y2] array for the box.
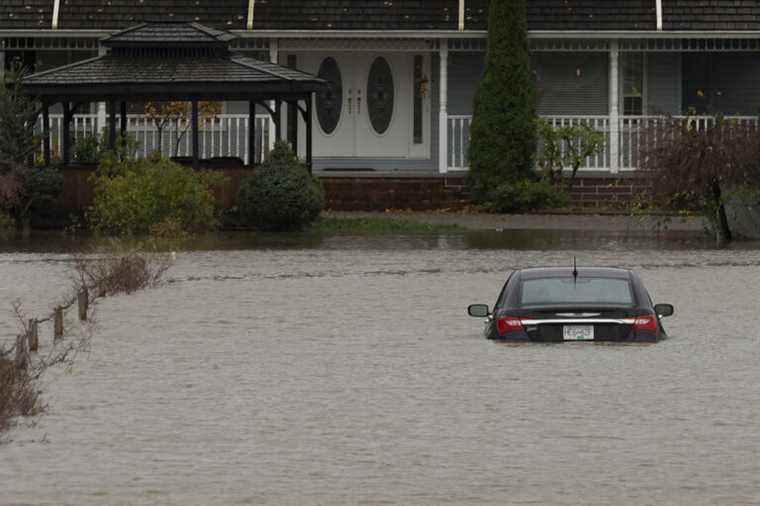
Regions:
[[37, 114, 272, 164], [447, 115, 760, 172]]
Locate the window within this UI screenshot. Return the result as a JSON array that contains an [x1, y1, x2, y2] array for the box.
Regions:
[[316, 57, 343, 135], [622, 53, 644, 116], [519, 278, 635, 306], [367, 57, 394, 135], [287, 54, 298, 147]]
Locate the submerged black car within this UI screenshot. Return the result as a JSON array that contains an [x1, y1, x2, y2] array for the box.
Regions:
[[468, 267, 674, 342]]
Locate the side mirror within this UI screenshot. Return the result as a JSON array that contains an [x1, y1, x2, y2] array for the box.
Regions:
[[468, 304, 490, 318], [654, 303, 674, 318]]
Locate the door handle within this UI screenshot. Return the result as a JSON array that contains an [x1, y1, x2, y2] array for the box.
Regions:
[[357, 97, 361, 115], [348, 97, 352, 115]]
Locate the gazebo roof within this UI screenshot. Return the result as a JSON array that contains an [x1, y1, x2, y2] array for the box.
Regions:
[[101, 21, 237, 47], [22, 21, 324, 101]]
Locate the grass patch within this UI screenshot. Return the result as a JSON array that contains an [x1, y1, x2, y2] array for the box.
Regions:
[[313, 216, 464, 234]]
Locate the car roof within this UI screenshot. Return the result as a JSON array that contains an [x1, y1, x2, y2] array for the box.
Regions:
[[517, 267, 632, 280]]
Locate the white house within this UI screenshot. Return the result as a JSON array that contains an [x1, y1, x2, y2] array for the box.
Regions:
[[3, 0, 760, 176]]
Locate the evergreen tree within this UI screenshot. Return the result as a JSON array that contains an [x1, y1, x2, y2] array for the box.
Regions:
[[467, 0, 537, 200]]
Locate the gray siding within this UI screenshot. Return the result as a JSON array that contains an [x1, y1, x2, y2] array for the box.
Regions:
[[533, 53, 609, 115], [646, 52, 681, 115]]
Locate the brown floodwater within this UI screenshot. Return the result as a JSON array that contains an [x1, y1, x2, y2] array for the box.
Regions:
[[1, 230, 760, 505]]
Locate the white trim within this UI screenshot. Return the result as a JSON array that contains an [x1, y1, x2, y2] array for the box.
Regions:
[[609, 41, 620, 174], [247, 0, 255, 31], [278, 38, 436, 52], [438, 42, 449, 174], [656, 0, 663, 31], [52, 0, 61, 30], [458, 0, 465, 32], [232, 29, 760, 40], [3, 28, 760, 40]]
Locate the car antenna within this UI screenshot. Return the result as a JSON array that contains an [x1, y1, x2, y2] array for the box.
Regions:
[[572, 257, 578, 281]]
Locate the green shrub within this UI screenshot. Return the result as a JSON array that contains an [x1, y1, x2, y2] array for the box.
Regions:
[[467, 0, 537, 201], [481, 179, 568, 214], [536, 118, 606, 188], [72, 133, 101, 164], [237, 142, 324, 231], [90, 156, 223, 236]]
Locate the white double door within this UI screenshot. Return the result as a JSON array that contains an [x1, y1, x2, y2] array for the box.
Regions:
[[293, 52, 426, 159]]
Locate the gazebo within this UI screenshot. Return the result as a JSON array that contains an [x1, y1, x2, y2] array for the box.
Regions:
[[22, 22, 324, 170]]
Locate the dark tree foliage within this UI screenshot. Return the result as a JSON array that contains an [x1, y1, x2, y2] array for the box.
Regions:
[[237, 142, 324, 231], [0, 69, 38, 172], [467, 0, 537, 201], [639, 117, 760, 244]]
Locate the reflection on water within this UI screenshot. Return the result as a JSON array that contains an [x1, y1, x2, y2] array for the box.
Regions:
[[1, 230, 760, 505], [4, 227, 760, 254]]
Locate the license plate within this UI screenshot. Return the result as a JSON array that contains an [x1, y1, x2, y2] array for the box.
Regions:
[[563, 325, 594, 341]]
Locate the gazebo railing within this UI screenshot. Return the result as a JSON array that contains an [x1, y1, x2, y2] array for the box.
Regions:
[[37, 114, 272, 165]]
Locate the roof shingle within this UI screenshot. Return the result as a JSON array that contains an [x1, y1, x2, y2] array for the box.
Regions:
[[57, 0, 248, 30], [664, 0, 760, 30], [0, 0, 53, 29], [23, 53, 321, 85], [2, 1, 760, 32], [468, 0, 657, 31], [251, 0, 458, 30]]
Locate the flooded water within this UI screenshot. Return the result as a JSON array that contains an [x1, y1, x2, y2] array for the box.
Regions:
[[2, 230, 760, 505]]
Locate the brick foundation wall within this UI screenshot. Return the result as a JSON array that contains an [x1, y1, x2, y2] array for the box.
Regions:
[[567, 177, 651, 208], [56, 168, 650, 213]]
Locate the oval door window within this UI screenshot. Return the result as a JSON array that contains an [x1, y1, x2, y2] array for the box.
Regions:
[[316, 57, 343, 135], [367, 57, 394, 135]]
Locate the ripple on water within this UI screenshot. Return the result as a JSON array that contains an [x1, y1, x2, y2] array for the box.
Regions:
[[1, 233, 760, 505]]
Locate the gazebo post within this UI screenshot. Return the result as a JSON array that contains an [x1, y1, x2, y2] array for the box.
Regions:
[[42, 101, 51, 166], [108, 100, 117, 150], [191, 100, 199, 169], [306, 95, 313, 173], [274, 99, 282, 143], [119, 101, 128, 137], [62, 102, 72, 165], [248, 100, 256, 166]]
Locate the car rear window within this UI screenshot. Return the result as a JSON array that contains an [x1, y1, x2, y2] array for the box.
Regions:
[[520, 277, 634, 306]]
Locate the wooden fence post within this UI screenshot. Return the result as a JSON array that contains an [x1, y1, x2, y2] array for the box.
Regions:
[[15, 333, 28, 370], [28, 319, 39, 352], [78, 290, 89, 322], [54, 307, 64, 340]]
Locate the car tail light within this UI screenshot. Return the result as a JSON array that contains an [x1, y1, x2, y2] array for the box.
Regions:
[[497, 316, 524, 334], [633, 314, 658, 333]]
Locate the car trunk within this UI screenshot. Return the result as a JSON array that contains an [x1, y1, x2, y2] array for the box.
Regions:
[[517, 307, 638, 342]]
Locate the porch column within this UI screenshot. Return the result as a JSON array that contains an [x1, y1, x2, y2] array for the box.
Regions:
[[609, 40, 620, 174], [191, 100, 199, 168], [274, 99, 282, 142], [120, 101, 128, 137], [248, 101, 257, 165], [0, 45, 5, 83], [42, 102, 51, 166], [108, 100, 117, 150], [438, 41, 449, 174], [268, 39, 279, 152], [62, 103, 72, 165], [306, 94, 313, 172], [97, 46, 107, 138]]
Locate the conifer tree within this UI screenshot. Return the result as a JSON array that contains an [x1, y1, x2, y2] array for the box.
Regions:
[[467, 0, 537, 200]]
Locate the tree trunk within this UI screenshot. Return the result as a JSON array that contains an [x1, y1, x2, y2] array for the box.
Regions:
[[712, 179, 732, 246]]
